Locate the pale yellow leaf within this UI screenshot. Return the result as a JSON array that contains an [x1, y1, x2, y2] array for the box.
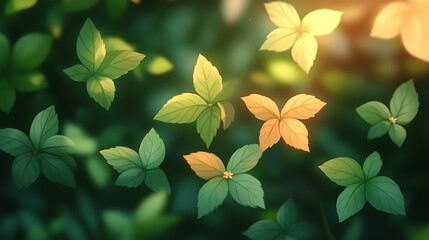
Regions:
[[241, 94, 280, 121], [301, 9, 343, 36], [218, 101, 235, 130], [193, 54, 223, 103], [281, 94, 326, 119], [260, 28, 298, 52], [401, 13, 429, 62], [264, 1, 300, 29], [291, 33, 318, 73], [371, 2, 411, 39], [183, 152, 225, 180], [279, 118, 309, 152], [259, 119, 280, 151]]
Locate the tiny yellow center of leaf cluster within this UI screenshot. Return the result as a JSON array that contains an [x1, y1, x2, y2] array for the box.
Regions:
[[389, 117, 397, 124], [223, 171, 233, 179]]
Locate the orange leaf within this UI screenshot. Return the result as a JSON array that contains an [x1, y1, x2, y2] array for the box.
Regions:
[[281, 94, 326, 119], [183, 152, 225, 180], [279, 118, 309, 152], [241, 94, 280, 120], [259, 119, 281, 151]]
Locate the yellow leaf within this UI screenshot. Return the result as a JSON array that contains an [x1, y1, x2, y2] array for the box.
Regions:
[[259, 119, 280, 151], [401, 14, 429, 62], [370, 2, 410, 39], [241, 94, 280, 121], [183, 152, 225, 180], [193, 54, 223, 103], [260, 28, 298, 52], [291, 33, 318, 74], [301, 9, 343, 36], [280, 118, 309, 152], [264, 2, 300, 28], [218, 101, 235, 130], [281, 94, 326, 119]]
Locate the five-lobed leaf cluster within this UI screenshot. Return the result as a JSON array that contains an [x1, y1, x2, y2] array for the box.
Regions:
[[356, 79, 419, 148], [319, 151, 405, 222], [0, 106, 77, 188], [63, 18, 145, 110]]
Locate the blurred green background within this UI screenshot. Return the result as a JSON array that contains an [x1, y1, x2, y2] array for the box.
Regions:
[[1, 0, 429, 239]]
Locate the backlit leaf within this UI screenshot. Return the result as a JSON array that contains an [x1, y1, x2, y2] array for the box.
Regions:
[[12, 71, 49, 92], [371, 2, 410, 39], [242, 94, 280, 121], [260, 28, 298, 52], [213, 80, 238, 102], [226, 144, 262, 174], [291, 33, 317, 74], [197, 176, 228, 218], [362, 152, 382, 179], [5, 0, 37, 15], [336, 183, 366, 222], [259, 119, 280, 151], [218, 101, 235, 130], [0, 128, 33, 156], [356, 101, 390, 125], [77, 19, 106, 73], [365, 176, 405, 216], [388, 124, 406, 148], [11, 153, 40, 189], [154, 93, 208, 123], [279, 118, 309, 152], [86, 76, 115, 110], [29, 105, 59, 149], [281, 94, 326, 119], [389, 80, 419, 125], [183, 151, 225, 180], [196, 106, 221, 148], [139, 128, 165, 169], [319, 157, 365, 187], [228, 173, 265, 208], [193, 54, 222, 103], [63, 64, 90, 82], [100, 146, 142, 172], [40, 135, 76, 155], [243, 220, 283, 240], [301, 9, 343, 36], [263, 2, 300, 28], [11, 33, 52, 71], [97, 50, 145, 79]]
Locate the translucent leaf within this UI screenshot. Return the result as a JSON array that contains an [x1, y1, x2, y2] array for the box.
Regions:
[[368, 121, 390, 139], [218, 101, 235, 130], [243, 220, 283, 240], [259, 119, 280, 151], [371, 2, 410, 39], [279, 118, 309, 152], [281, 94, 326, 119], [365, 176, 406, 216], [29, 105, 58, 149], [154, 93, 208, 123], [319, 157, 365, 187], [12, 71, 49, 92], [213, 80, 238, 102], [388, 124, 406, 148], [115, 168, 145, 187], [100, 146, 142, 172], [362, 152, 382, 179], [0, 128, 33, 156], [228, 173, 265, 208], [260, 28, 298, 52], [241, 94, 280, 120], [196, 106, 221, 148], [40, 152, 76, 187], [183, 151, 225, 180], [11, 33, 52, 70], [135, 191, 168, 223], [12, 153, 40, 188], [86, 76, 115, 110], [401, 12, 429, 62], [277, 199, 298, 230], [63, 64, 90, 82], [301, 9, 343, 36], [97, 50, 144, 79], [263, 2, 300, 28], [77, 19, 106, 73], [356, 101, 391, 124], [0, 80, 16, 114], [145, 168, 171, 194], [197, 176, 228, 218], [226, 144, 262, 174], [147, 56, 173, 75], [40, 135, 76, 155], [139, 128, 165, 169], [336, 183, 366, 222], [291, 33, 317, 74], [5, 0, 38, 16], [192, 54, 222, 103], [389, 79, 419, 125]]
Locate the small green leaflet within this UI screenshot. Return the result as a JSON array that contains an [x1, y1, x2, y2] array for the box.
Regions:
[[0, 32, 52, 114], [356, 79, 419, 148], [183, 144, 264, 218], [0, 106, 77, 188], [243, 199, 314, 240], [100, 128, 171, 193], [319, 152, 405, 222], [63, 18, 145, 110], [154, 54, 237, 148], [5, 0, 38, 16]]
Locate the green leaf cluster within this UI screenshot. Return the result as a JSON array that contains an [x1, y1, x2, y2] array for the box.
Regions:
[[356, 79, 419, 147], [319, 152, 405, 222], [0, 106, 77, 188], [100, 128, 171, 193], [244, 199, 314, 240], [63, 18, 145, 110], [0, 33, 52, 114], [154, 54, 238, 148]]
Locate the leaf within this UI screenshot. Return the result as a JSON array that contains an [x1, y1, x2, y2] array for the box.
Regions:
[[401, 12, 429, 62], [336, 183, 366, 222], [29, 105, 59, 149], [12, 71, 49, 92], [288, 222, 314, 239], [259, 119, 280, 151], [86, 76, 115, 110], [301, 9, 343, 36], [147, 56, 173, 75], [263, 2, 300, 28], [100, 146, 142, 172], [218, 101, 235, 130], [139, 128, 165, 169], [226, 144, 262, 174], [196, 106, 221, 148], [5, 0, 38, 16], [260, 28, 299, 52], [389, 80, 419, 125], [319, 157, 365, 187], [63, 64, 91, 82], [40, 152, 76, 187], [0, 80, 16, 114], [0, 128, 33, 156], [11, 33, 52, 70], [388, 124, 406, 148], [154, 93, 208, 123], [183, 152, 225, 180], [97, 50, 145, 79], [213, 80, 238, 102], [197, 176, 228, 218], [356, 101, 391, 124], [192, 54, 223, 103], [241, 94, 280, 120], [114, 168, 145, 187], [228, 173, 265, 208], [279, 118, 309, 152], [281, 94, 326, 119], [11, 153, 40, 188], [371, 2, 410, 39], [0, 34, 10, 71], [145, 168, 171, 194], [40, 135, 76, 155], [277, 199, 298, 230], [243, 220, 283, 240], [291, 33, 317, 74], [362, 152, 382, 179], [77, 19, 106, 73], [368, 121, 390, 139], [365, 176, 405, 216]]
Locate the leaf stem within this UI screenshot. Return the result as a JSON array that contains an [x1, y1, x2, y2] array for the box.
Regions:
[[320, 201, 335, 240]]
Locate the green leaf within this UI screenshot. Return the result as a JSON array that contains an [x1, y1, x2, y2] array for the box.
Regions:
[[390, 79, 419, 125], [106, 0, 129, 20], [277, 199, 298, 230], [100, 146, 142, 172], [62, 0, 99, 13], [12, 71, 49, 92], [40, 135, 76, 155], [356, 101, 390, 124], [139, 128, 165, 169], [40, 152, 76, 187], [228, 173, 265, 208], [319, 157, 365, 187], [147, 56, 173, 75], [29, 105, 59, 149], [5, 0, 38, 16], [77, 19, 106, 73], [196, 105, 221, 148], [62, 155, 77, 169], [288, 222, 314, 239], [193, 54, 223, 103], [226, 144, 262, 174], [336, 183, 366, 222], [218, 101, 235, 129], [243, 220, 283, 240], [363, 152, 382, 179], [0, 33, 10, 71], [154, 93, 208, 123], [86, 76, 115, 110], [11, 153, 40, 188], [214, 80, 238, 102], [11, 33, 52, 70], [0, 80, 16, 114], [97, 50, 144, 79], [367, 121, 390, 140], [197, 176, 228, 218], [388, 124, 406, 148], [0, 128, 33, 156], [145, 168, 171, 194], [365, 176, 405, 216], [115, 168, 145, 187], [63, 64, 91, 82]]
